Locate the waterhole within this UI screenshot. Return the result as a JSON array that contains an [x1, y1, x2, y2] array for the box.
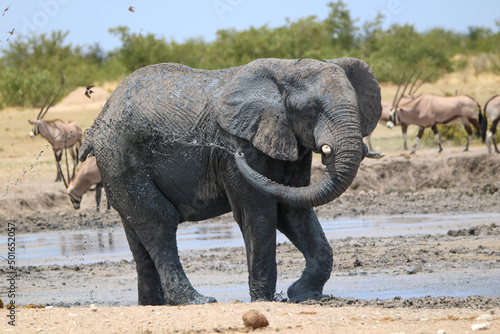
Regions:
[[2, 212, 499, 303], [3, 213, 499, 266]]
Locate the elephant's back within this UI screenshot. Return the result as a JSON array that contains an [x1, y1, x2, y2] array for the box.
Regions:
[[98, 63, 236, 136]]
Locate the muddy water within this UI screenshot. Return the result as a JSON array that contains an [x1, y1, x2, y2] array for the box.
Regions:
[[4, 213, 500, 267], [3, 213, 500, 303]]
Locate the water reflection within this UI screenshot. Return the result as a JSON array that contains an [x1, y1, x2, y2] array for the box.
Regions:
[[183, 224, 236, 242], [2, 212, 499, 266]]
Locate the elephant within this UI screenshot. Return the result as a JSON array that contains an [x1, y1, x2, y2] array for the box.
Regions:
[[79, 57, 383, 306]]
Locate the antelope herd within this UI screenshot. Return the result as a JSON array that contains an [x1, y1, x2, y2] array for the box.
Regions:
[[29, 80, 499, 211]]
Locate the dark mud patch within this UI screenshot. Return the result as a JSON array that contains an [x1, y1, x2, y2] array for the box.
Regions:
[[304, 295, 500, 310]]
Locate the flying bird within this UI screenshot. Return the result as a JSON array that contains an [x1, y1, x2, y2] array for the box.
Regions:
[[85, 86, 94, 99], [6, 28, 14, 41], [128, 6, 135, 12], [2, 5, 10, 16]]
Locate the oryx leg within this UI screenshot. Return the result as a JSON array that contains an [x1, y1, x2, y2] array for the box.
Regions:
[[70, 146, 79, 180], [469, 118, 482, 137], [431, 124, 443, 153], [487, 118, 500, 154], [463, 123, 473, 151], [410, 126, 425, 155], [53, 149, 63, 182], [401, 123, 408, 150], [95, 182, 102, 212]]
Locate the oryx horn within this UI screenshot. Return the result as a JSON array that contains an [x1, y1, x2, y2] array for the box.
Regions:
[[408, 71, 422, 96], [391, 70, 407, 110], [394, 68, 416, 110], [411, 73, 432, 96], [40, 72, 66, 120], [36, 88, 55, 120]]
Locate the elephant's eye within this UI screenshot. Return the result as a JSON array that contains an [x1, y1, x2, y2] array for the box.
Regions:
[[321, 145, 332, 155]]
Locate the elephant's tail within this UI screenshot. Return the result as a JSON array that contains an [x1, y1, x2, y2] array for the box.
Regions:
[[79, 128, 94, 162]]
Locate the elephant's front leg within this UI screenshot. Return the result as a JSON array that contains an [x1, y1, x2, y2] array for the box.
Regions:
[[277, 206, 333, 302], [229, 191, 278, 301]]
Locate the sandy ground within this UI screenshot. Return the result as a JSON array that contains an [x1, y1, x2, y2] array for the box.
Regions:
[[1, 145, 500, 333]]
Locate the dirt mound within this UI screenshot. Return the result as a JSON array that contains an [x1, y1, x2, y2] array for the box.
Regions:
[[311, 149, 500, 194], [311, 148, 500, 218], [350, 152, 500, 193]]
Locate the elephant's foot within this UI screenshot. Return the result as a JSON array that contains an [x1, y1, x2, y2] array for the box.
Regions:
[[138, 285, 166, 306], [172, 292, 217, 306], [287, 280, 328, 303], [187, 293, 217, 305], [249, 286, 276, 302], [164, 287, 217, 306]]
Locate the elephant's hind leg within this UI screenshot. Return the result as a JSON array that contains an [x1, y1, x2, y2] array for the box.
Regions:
[[277, 207, 333, 302], [113, 179, 216, 306], [122, 222, 166, 305]]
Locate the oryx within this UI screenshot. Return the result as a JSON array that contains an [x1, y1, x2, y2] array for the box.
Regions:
[[388, 73, 483, 154], [28, 87, 83, 181], [484, 94, 500, 153], [64, 155, 109, 212], [386, 70, 424, 151]]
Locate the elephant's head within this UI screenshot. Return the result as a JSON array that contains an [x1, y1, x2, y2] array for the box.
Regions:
[[214, 58, 382, 207]]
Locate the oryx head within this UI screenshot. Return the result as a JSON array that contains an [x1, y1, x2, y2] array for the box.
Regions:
[[387, 108, 396, 128], [387, 69, 419, 128], [66, 188, 82, 209]]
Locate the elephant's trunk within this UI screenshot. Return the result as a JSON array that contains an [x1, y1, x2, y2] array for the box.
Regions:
[[234, 123, 364, 208]]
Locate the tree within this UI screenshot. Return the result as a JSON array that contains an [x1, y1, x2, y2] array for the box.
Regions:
[[324, 0, 358, 50], [109, 26, 172, 73], [0, 31, 96, 107]]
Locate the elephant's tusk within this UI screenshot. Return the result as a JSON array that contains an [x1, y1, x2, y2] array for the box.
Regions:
[[366, 150, 385, 159], [321, 145, 332, 155]]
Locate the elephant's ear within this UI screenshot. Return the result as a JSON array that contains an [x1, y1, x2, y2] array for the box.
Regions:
[[328, 58, 382, 137], [214, 61, 299, 161]]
